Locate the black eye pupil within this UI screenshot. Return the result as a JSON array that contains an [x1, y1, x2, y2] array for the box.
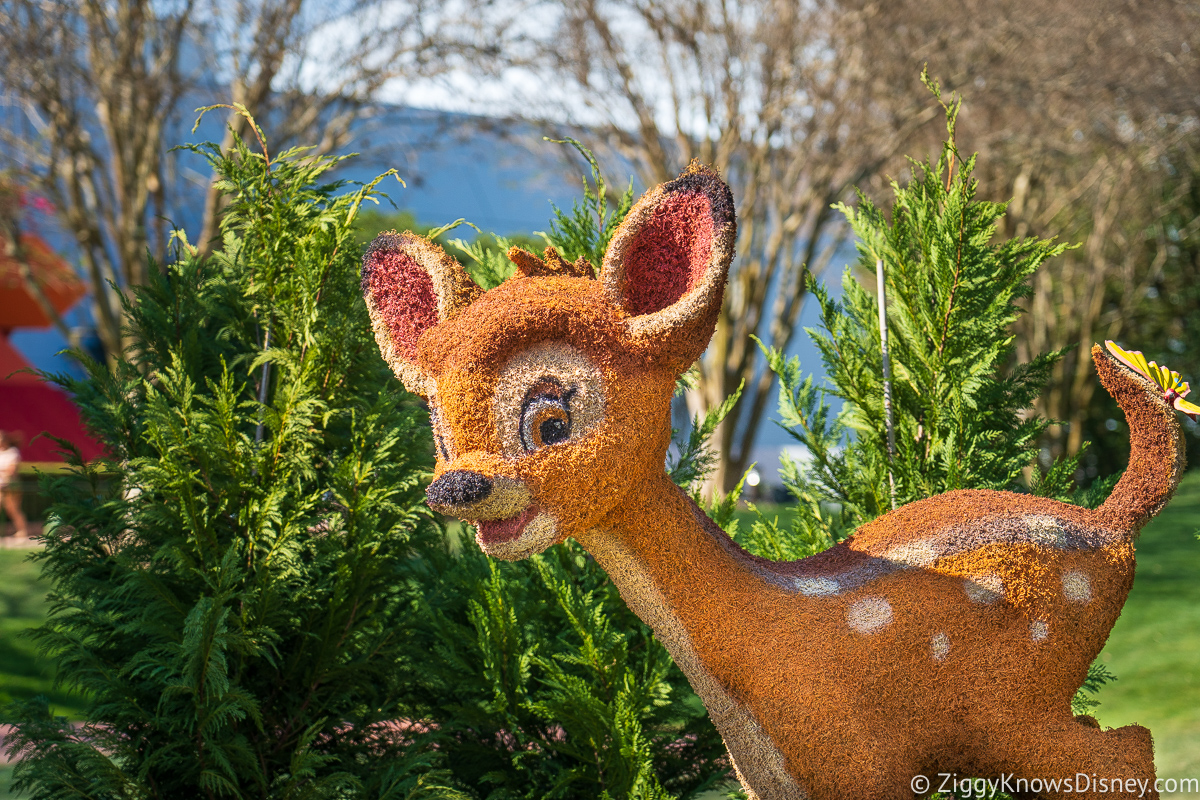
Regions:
[[540, 417, 569, 445], [519, 380, 577, 453]]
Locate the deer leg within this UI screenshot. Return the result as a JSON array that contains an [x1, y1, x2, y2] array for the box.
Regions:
[[989, 718, 1157, 800]]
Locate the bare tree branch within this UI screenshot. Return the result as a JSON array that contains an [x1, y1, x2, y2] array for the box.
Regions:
[[878, 0, 1200, 463], [490, 0, 937, 491], [0, 0, 462, 363]]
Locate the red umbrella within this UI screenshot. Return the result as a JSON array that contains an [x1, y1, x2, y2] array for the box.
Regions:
[[0, 232, 104, 464], [0, 337, 104, 462], [0, 232, 86, 330]]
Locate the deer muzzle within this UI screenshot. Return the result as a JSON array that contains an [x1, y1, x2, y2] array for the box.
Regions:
[[426, 470, 532, 521]]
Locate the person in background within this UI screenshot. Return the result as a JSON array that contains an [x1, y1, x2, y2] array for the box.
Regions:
[[0, 430, 28, 539]]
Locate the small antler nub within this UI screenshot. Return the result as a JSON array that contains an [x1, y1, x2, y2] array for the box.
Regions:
[[507, 246, 595, 279]]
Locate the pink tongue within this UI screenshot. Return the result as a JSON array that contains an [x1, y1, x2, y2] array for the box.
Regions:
[[476, 506, 538, 544]]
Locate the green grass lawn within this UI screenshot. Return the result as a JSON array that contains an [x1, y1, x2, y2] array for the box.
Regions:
[[1, 478, 1197, 798], [0, 546, 82, 799], [0, 547, 82, 719]]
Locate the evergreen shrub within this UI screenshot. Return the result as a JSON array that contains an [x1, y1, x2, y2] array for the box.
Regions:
[[745, 82, 1108, 557], [2, 114, 459, 799]]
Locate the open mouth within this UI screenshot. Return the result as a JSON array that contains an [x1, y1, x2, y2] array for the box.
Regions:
[[474, 504, 540, 545]]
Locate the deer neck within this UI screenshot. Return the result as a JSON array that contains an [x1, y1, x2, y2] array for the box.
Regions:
[[576, 471, 808, 797], [576, 471, 780, 695]]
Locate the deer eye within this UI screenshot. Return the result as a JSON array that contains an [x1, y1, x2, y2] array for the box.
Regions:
[[520, 380, 576, 452], [494, 343, 605, 460]]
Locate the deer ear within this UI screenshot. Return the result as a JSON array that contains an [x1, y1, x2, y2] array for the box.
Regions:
[[600, 162, 736, 373], [361, 231, 483, 396]]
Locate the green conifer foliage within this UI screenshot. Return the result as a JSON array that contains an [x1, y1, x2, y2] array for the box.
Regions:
[[3, 116, 460, 799], [391, 536, 729, 800], [750, 89, 1072, 551], [540, 138, 634, 275]]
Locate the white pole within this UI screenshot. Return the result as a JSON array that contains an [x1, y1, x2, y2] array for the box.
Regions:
[[256, 325, 271, 445], [876, 258, 897, 510]]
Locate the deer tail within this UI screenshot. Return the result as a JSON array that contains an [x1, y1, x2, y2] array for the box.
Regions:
[[1093, 343, 1187, 533]]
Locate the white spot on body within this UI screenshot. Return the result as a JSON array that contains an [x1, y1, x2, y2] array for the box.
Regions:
[[1030, 620, 1049, 642], [847, 597, 893, 634], [964, 575, 1005, 604], [1062, 570, 1093, 602], [883, 540, 941, 567], [794, 576, 840, 596], [931, 632, 951, 661], [1024, 515, 1068, 547]]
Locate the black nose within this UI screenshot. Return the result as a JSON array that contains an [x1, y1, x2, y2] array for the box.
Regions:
[[427, 470, 493, 507]]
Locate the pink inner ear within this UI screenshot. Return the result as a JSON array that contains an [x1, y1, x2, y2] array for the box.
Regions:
[[623, 191, 714, 316], [364, 247, 438, 362]]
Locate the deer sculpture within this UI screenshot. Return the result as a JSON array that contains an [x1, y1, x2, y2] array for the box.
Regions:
[[361, 163, 1182, 800]]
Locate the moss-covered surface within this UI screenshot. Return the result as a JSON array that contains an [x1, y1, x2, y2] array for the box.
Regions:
[[736, 472, 1200, 789]]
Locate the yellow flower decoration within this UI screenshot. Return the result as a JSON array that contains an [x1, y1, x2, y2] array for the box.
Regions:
[[1105, 340, 1200, 420]]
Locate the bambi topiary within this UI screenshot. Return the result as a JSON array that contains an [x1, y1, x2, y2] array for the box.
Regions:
[[361, 145, 1189, 799]]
